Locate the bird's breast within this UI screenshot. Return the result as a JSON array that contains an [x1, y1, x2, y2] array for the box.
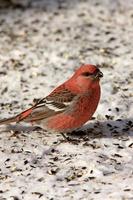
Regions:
[[45, 87, 101, 132], [74, 88, 101, 119]]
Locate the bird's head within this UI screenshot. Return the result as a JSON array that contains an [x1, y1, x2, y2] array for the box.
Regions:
[[69, 64, 103, 93]]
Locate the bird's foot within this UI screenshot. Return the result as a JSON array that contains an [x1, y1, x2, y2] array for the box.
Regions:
[[9, 130, 20, 138], [33, 126, 44, 131]]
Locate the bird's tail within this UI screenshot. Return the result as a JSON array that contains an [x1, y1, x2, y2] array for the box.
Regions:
[[0, 116, 19, 125], [0, 107, 34, 125]]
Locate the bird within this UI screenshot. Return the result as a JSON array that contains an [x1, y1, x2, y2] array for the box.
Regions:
[[0, 64, 103, 134]]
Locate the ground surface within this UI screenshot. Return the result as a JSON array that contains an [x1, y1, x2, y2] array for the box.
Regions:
[[0, 0, 133, 200]]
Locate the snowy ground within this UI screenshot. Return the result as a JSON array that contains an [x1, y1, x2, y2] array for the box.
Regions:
[[0, 0, 133, 199]]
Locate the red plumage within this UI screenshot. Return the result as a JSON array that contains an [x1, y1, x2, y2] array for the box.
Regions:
[[0, 64, 103, 133]]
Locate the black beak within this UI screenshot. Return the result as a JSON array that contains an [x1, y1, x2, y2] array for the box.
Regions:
[[98, 71, 103, 78], [94, 69, 103, 79]]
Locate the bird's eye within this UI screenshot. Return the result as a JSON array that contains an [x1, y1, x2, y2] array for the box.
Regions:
[[82, 72, 93, 76]]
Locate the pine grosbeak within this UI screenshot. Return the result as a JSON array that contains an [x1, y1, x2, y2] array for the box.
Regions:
[[0, 64, 103, 133]]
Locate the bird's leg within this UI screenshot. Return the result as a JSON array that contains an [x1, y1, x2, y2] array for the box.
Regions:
[[61, 133, 70, 141], [61, 133, 79, 144]]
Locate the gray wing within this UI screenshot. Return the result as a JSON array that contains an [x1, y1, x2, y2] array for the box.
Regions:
[[23, 88, 76, 122]]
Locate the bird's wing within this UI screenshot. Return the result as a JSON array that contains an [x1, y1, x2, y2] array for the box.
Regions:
[[17, 86, 76, 123]]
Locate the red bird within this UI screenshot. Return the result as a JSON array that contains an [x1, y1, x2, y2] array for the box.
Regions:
[[0, 64, 103, 133]]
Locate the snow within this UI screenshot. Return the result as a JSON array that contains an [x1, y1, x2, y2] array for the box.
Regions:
[[0, 0, 133, 199]]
